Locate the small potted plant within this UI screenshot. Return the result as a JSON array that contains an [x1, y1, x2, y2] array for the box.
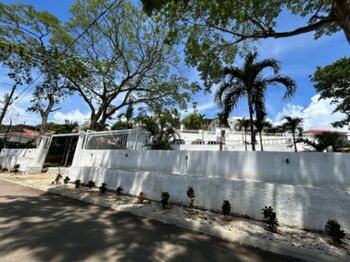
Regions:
[[100, 183, 108, 194], [138, 192, 146, 204], [116, 186, 123, 196], [75, 180, 81, 189], [186, 186, 195, 207], [161, 192, 170, 209], [262, 206, 279, 233]]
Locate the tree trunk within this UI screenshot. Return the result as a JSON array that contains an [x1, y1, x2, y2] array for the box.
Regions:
[[247, 95, 256, 151], [333, 0, 350, 44], [0, 85, 16, 125], [292, 131, 297, 152], [90, 114, 99, 130], [259, 131, 264, 151], [40, 114, 48, 134]]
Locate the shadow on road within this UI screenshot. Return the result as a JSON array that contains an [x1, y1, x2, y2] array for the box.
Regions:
[[0, 181, 300, 261]]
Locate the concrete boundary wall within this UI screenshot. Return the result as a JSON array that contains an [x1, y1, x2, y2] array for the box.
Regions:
[[0, 148, 38, 171], [68, 149, 350, 231], [68, 165, 350, 231], [74, 149, 350, 189]]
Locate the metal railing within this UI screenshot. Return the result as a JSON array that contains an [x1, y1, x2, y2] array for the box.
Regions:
[[83, 128, 149, 150]]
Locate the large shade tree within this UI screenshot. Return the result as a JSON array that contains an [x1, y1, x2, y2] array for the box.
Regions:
[[63, 0, 199, 130], [142, 0, 350, 88], [311, 56, 350, 128], [0, 3, 74, 131], [215, 52, 296, 151]]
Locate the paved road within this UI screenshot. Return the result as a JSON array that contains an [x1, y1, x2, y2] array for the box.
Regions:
[[0, 180, 301, 262]]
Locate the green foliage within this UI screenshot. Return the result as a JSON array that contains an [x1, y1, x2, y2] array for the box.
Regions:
[[87, 180, 96, 189], [116, 186, 123, 196], [100, 183, 108, 194], [63, 176, 70, 185], [311, 57, 350, 128], [262, 206, 279, 232], [280, 116, 303, 152], [37, 121, 79, 134], [138, 192, 146, 204], [142, 109, 180, 150], [141, 1, 348, 89], [74, 179, 81, 189], [53, 174, 63, 184], [182, 113, 208, 130], [215, 51, 295, 151], [110, 121, 134, 131], [161, 192, 170, 209], [298, 132, 347, 152], [63, 0, 199, 129], [222, 200, 231, 215], [325, 220, 346, 243], [0, 138, 35, 151], [186, 186, 195, 207], [13, 164, 20, 172]]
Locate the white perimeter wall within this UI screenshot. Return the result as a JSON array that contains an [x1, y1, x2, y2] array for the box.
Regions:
[[0, 148, 38, 171], [69, 149, 350, 231]]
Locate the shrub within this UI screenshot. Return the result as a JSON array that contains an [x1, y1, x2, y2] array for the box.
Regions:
[[262, 206, 279, 232], [75, 180, 81, 189], [100, 183, 108, 194], [186, 186, 195, 207], [2, 168, 8, 172], [116, 186, 123, 195], [53, 174, 63, 184], [161, 192, 170, 209], [13, 164, 20, 172], [87, 180, 96, 189], [325, 220, 345, 243], [138, 191, 146, 204], [63, 176, 70, 184], [222, 200, 231, 215]]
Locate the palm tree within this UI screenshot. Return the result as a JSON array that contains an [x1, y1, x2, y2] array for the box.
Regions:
[[215, 52, 296, 151], [254, 114, 272, 151], [281, 116, 303, 152], [142, 116, 179, 150], [236, 118, 250, 151]]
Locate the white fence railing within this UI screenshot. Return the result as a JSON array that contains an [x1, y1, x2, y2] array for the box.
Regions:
[[83, 128, 150, 150]]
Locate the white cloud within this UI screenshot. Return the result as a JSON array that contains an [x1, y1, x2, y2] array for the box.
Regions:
[[275, 95, 349, 131], [52, 110, 90, 124]]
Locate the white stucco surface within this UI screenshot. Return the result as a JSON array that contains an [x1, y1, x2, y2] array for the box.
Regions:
[[68, 149, 350, 231], [0, 148, 38, 171]]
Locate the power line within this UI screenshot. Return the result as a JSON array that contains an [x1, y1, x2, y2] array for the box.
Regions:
[[9, 0, 120, 107]]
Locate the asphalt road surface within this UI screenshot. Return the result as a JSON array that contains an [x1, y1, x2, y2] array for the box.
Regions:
[[0, 179, 302, 262]]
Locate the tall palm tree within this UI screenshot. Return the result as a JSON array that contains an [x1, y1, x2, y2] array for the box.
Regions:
[[215, 52, 296, 151], [281, 116, 303, 152], [254, 115, 272, 151], [236, 118, 250, 151]]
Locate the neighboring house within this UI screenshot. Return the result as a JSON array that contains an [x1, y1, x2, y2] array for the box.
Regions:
[[0, 125, 40, 144]]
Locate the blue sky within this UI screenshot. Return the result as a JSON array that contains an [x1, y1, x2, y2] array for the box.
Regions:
[[0, 0, 349, 130]]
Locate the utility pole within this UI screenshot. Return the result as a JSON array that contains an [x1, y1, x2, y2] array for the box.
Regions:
[[0, 85, 17, 125]]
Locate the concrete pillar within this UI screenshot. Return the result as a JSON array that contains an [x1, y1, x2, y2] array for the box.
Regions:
[[26, 136, 51, 173], [71, 132, 86, 167]]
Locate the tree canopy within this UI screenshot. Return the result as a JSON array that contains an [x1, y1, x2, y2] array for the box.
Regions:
[[311, 56, 350, 128], [62, 0, 199, 129], [142, 0, 350, 88]]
